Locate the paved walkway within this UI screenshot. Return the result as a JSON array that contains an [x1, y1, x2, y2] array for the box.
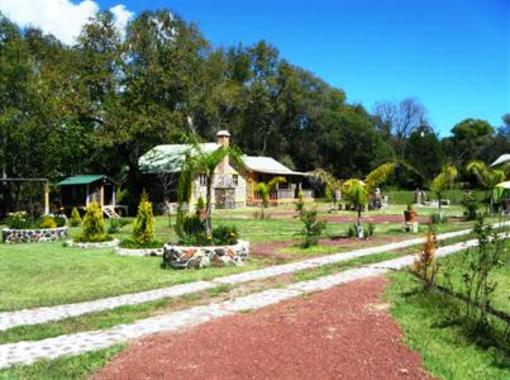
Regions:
[[0, 238, 484, 369], [0, 225, 484, 332]]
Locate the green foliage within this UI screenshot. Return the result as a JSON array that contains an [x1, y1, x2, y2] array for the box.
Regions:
[[196, 196, 205, 215], [178, 214, 208, 245], [212, 225, 240, 245], [257, 176, 286, 209], [4, 211, 32, 229], [75, 202, 110, 243], [119, 239, 163, 249], [295, 189, 305, 213], [132, 192, 155, 245], [298, 210, 326, 248], [461, 194, 480, 221], [365, 162, 397, 191], [430, 213, 448, 225], [37, 215, 57, 229], [107, 218, 131, 234], [431, 165, 458, 213], [70, 208, 82, 227]]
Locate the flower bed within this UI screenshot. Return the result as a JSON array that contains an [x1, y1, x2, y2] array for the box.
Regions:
[[66, 239, 120, 249], [2, 226, 68, 244], [163, 240, 250, 269]]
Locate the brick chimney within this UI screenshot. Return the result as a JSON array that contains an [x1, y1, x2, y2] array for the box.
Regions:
[[216, 130, 230, 175]]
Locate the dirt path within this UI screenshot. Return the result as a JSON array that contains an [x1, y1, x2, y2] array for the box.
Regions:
[[94, 277, 431, 380]]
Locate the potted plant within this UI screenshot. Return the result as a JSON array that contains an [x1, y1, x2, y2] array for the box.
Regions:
[[404, 204, 417, 222]]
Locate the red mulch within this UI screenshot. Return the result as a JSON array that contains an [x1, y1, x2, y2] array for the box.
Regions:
[[94, 277, 432, 380]]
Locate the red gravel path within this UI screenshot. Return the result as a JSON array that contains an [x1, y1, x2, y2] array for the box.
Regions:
[[94, 277, 431, 380]]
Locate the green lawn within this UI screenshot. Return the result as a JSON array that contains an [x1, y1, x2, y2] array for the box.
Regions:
[[386, 271, 510, 380]]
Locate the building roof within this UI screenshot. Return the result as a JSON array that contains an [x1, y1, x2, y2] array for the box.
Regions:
[[491, 154, 510, 167], [57, 174, 108, 186], [139, 143, 220, 173], [242, 155, 305, 176]]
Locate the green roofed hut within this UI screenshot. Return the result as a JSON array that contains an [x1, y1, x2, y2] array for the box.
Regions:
[[57, 175, 121, 217]]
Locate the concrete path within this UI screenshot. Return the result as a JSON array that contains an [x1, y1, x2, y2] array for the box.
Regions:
[[0, 238, 487, 369], [0, 225, 488, 332]]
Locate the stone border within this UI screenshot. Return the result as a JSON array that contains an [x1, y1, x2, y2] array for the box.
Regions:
[[114, 246, 164, 257], [2, 226, 68, 244], [163, 240, 250, 269], [66, 239, 119, 249]]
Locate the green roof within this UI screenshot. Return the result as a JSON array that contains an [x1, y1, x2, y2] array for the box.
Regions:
[[57, 175, 105, 186]]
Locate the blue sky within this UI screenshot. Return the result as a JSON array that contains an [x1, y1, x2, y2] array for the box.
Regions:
[[5, 0, 507, 135], [95, 0, 508, 135]]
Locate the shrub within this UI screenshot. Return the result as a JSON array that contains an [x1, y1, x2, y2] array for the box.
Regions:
[[178, 214, 208, 245], [107, 218, 131, 234], [37, 215, 57, 229], [367, 223, 375, 237], [412, 230, 438, 287], [119, 238, 164, 249], [75, 201, 110, 242], [461, 194, 479, 221], [196, 196, 205, 219], [4, 211, 32, 229], [54, 215, 67, 227], [132, 192, 155, 245], [298, 210, 326, 248], [70, 208, 82, 227], [346, 223, 365, 238], [430, 213, 448, 225], [295, 190, 305, 213], [212, 225, 239, 245]]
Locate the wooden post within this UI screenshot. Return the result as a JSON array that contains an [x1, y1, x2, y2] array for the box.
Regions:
[[44, 182, 50, 215], [100, 185, 104, 208]]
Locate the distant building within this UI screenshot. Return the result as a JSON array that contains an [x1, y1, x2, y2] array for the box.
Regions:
[[138, 131, 313, 212]]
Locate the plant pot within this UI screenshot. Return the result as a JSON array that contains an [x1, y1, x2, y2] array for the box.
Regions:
[[404, 210, 417, 223]]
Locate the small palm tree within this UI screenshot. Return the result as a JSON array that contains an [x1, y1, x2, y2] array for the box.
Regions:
[[342, 162, 396, 237], [466, 160, 505, 215], [430, 165, 458, 216], [309, 169, 342, 208], [177, 141, 243, 236], [256, 176, 286, 218]]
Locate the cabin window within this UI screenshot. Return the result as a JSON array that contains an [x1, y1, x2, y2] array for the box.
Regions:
[[199, 174, 207, 186], [233, 175, 239, 186]]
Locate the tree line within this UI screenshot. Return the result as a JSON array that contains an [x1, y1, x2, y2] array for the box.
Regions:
[[1, 9, 509, 209]]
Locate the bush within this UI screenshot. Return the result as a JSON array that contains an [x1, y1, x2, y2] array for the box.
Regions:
[[53, 215, 67, 227], [461, 194, 479, 221], [119, 238, 164, 249], [212, 225, 239, 245], [430, 213, 448, 225], [37, 215, 57, 229], [75, 201, 110, 242], [107, 218, 131, 234], [178, 214, 208, 245], [298, 210, 326, 248], [132, 192, 155, 245], [70, 207, 82, 227], [295, 190, 305, 213], [4, 211, 33, 229], [367, 223, 375, 237]]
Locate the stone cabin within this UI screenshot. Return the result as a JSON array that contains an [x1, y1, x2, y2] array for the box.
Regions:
[[139, 131, 313, 212]]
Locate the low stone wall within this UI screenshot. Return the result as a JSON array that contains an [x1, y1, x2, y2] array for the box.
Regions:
[[2, 227, 68, 244], [115, 246, 164, 257], [163, 240, 250, 269], [66, 239, 119, 249]]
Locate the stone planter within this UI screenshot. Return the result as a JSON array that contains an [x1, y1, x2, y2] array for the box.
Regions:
[[163, 240, 250, 269], [2, 227, 68, 244], [66, 239, 119, 249], [114, 246, 164, 257]]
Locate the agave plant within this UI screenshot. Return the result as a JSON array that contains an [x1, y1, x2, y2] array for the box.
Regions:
[[256, 176, 286, 218], [466, 160, 505, 215]]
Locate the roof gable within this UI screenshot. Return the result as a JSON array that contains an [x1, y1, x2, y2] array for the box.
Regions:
[[242, 155, 304, 175], [139, 143, 220, 173]]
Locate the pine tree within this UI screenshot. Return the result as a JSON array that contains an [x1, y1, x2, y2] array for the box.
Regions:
[[70, 207, 82, 227], [132, 191, 155, 245], [78, 201, 108, 242]]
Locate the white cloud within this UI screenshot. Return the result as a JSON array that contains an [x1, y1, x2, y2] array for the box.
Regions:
[[0, 0, 134, 45]]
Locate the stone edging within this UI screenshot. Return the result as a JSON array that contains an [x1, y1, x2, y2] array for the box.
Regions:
[[114, 246, 164, 257], [2, 227, 68, 244], [66, 239, 120, 249], [163, 240, 250, 269]]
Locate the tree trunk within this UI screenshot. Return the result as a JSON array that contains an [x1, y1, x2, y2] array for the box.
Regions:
[[205, 174, 213, 236]]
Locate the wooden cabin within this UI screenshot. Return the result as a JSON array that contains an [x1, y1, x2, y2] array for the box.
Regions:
[[57, 175, 120, 216]]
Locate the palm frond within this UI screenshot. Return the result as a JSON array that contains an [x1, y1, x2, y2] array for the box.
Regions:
[[365, 162, 396, 190]]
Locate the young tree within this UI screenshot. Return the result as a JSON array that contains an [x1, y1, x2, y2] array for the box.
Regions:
[[256, 176, 286, 218], [430, 165, 458, 216], [132, 191, 155, 245], [177, 143, 242, 236], [466, 160, 505, 215], [342, 163, 396, 237]]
